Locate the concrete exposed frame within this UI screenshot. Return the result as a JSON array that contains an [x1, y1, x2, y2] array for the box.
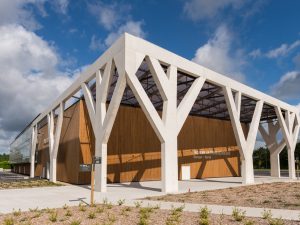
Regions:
[[29, 33, 300, 193]]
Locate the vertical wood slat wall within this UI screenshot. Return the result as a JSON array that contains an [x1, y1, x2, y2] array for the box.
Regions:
[[35, 100, 241, 184]]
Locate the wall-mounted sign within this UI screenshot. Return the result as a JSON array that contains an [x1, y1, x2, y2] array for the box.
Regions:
[[79, 164, 92, 172]]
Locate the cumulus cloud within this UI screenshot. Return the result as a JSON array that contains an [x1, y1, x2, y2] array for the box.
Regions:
[[104, 21, 145, 46], [88, 1, 145, 49], [250, 40, 300, 59], [89, 35, 105, 51], [183, 0, 244, 21], [0, 1, 76, 153], [192, 25, 245, 82], [270, 71, 300, 100], [87, 1, 130, 30]]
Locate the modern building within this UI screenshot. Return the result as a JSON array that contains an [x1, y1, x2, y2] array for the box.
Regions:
[[10, 33, 299, 193]]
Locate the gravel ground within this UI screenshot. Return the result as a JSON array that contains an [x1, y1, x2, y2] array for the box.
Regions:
[[0, 203, 298, 225], [146, 182, 300, 210]]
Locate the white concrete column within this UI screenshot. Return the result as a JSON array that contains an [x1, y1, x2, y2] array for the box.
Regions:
[[287, 147, 296, 179], [241, 153, 254, 184], [49, 158, 57, 182], [94, 143, 107, 192], [270, 151, 280, 177], [161, 139, 178, 193], [30, 125, 37, 178]]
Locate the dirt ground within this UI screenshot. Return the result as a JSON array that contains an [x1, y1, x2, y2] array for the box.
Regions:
[[147, 182, 300, 210], [0, 179, 62, 189], [0, 202, 298, 225]]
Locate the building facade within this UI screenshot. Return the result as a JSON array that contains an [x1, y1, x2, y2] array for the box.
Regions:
[[10, 33, 300, 193]]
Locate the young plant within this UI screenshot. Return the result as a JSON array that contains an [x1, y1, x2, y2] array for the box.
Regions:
[[118, 199, 125, 206], [48, 211, 58, 222], [96, 206, 105, 213], [134, 201, 142, 208], [166, 205, 185, 225], [198, 206, 211, 225], [262, 209, 273, 220], [138, 207, 154, 225], [268, 217, 284, 225], [232, 207, 246, 222], [65, 209, 72, 217], [88, 211, 96, 219], [12, 208, 21, 217], [70, 220, 81, 225], [3, 217, 14, 225], [63, 204, 68, 210], [79, 202, 86, 212], [244, 219, 254, 225]]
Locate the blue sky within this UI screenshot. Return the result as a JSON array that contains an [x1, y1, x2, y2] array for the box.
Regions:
[[0, 0, 300, 153]]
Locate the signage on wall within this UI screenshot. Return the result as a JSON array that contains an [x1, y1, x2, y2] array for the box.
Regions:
[[79, 164, 92, 172]]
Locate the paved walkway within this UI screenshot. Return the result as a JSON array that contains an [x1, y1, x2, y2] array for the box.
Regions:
[[0, 176, 299, 220]]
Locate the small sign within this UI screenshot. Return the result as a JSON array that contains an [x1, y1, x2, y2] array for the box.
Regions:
[[79, 164, 92, 172], [93, 156, 102, 164]]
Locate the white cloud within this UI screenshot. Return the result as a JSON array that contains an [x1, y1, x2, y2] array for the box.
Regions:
[[89, 35, 105, 51], [183, 0, 244, 21], [270, 71, 300, 100], [51, 0, 69, 14], [87, 1, 130, 30], [251, 40, 300, 59], [104, 21, 145, 47], [0, 0, 46, 30], [293, 53, 300, 68], [192, 25, 245, 82], [88, 1, 146, 50]]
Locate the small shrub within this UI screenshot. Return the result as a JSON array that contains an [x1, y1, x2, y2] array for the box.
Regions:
[[244, 219, 254, 225], [199, 218, 209, 225], [3, 217, 14, 225], [65, 209, 72, 217], [32, 211, 42, 218], [138, 207, 154, 225], [29, 207, 39, 213], [12, 208, 21, 216], [106, 202, 113, 209], [117, 199, 125, 205], [96, 206, 104, 213], [134, 201, 142, 208], [49, 211, 58, 222], [262, 209, 273, 220], [232, 207, 246, 222], [268, 217, 284, 225], [79, 203, 86, 212], [199, 206, 210, 220], [166, 205, 185, 225], [70, 220, 81, 225], [63, 204, 68, 210], [88, 211, 96, 219]]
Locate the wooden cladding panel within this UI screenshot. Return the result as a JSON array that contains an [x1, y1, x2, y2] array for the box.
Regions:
[[79, 101, 241, 184]]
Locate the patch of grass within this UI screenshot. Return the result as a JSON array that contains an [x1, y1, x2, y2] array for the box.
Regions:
[[48, 211, 58, 222], [262, 209, 273, 220], [0, 179, 62, 190], [70, 219, 81, 225], [88, 211, 96, 219], [268, 217, 285, 225], [232, 207, 246, 222], [138, 207, 155, 225], [117, 199, 125, 205], [166, 205, 184, 225], [65, 209, 72, 217], [199, 206, 211, 225], [78, 203, 86, 212], [134, 201, 142, 208], [12, 208, 21, 217], [3, 217, 14, 225], [244, 219, 254, 225], [96, 206, 105, 214]]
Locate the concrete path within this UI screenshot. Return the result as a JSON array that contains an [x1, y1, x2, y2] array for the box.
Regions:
[[0, 176, 299, 220]]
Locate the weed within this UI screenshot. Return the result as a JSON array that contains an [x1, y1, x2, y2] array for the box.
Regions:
[[70, 219, 81, 225], [166, 205, 185, 225], [232, 207, 246, 222], [65, 209, 72, 217], [134, 201, 142, 208], [32, 211, 42, 218], [29, 207, 39, 213], [96, 206, 105, 213], [106, 202, 113, 209], [12, 208, 21, 217], [198, 206, 211, 225], [49, 211, 58, 222], [138, 207, 154, 225], [268, 217, 284, 225], [79, 203, 86, 212], [117, 199, 125, 206], [262, 209, 273, 220], [244, 219, 254, 225], [3, 217, 14, 225], [88, 211, 96, 219], [63, 204, 68, 210]]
